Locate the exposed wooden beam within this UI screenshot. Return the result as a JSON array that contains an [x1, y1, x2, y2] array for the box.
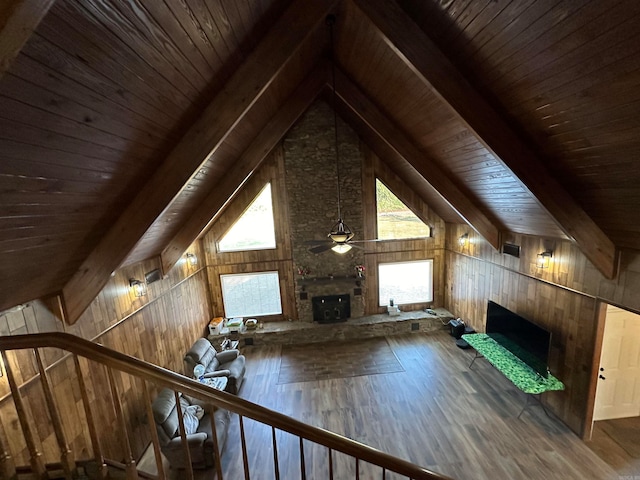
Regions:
[[329, 89, 463, 226], [330, 69, 501, 249], [353, 0, 618, 279], [60, 0, 338, 324], [161, 64, 328, 274], [0, 0, 54, 79]]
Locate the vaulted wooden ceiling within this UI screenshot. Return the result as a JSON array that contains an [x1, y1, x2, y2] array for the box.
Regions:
[[2, 0, 639, 323]]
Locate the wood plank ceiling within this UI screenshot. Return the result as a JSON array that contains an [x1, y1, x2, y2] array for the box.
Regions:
[[1, 0, 639, 321]]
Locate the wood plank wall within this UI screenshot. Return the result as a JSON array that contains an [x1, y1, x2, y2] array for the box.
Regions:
[[0, 243, 211, 465], [361, 145, 446, 314], [203, 146, 297, 320], [203, 140, 449, 320], [444, 225, 640, 435]]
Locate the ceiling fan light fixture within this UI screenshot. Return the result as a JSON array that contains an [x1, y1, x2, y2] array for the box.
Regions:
[[328, 219, 354, 243], [331, 243, 352, 254], [329, 233, 349, 243]]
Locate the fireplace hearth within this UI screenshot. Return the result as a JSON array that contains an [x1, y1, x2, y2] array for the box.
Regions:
[[312, 294, 350, 323]]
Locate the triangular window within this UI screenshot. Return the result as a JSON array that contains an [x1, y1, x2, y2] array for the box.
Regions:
[[218, 183, 276, 252], [376, 179, 431, 240]]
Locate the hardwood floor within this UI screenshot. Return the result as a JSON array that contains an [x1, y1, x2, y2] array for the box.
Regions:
[[278, 337, 405, 384], [588, 416, 640, 477], [147, 331, 627, 479]]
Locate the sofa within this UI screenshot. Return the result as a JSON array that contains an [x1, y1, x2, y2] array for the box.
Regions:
[[184, 338, 246, 394], [152, 388, 230, 470]]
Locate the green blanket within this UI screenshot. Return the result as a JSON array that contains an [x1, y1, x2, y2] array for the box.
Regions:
[[462, 333, 564, 394]]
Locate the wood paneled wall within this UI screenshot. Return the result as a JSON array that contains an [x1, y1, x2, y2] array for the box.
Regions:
[[361, 146, 446, 314], [0, 244, 211, 465], [203, 146, 296, 320], [444, 224, 640, 435], [202, 131, 449, 321]]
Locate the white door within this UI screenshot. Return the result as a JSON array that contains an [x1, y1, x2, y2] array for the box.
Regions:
[[593, 305, 640, 421]]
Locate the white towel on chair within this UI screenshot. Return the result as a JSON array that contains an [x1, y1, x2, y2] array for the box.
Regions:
[[182, 404, 204, 434]]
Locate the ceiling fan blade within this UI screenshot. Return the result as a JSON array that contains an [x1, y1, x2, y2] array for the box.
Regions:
[[309, 244, 333, 254], [350, 238, 393, 244], [303, 239, 333, 246]]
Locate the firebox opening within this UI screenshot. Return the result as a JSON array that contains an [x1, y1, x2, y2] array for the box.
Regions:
[[312, 294, 350, 323]]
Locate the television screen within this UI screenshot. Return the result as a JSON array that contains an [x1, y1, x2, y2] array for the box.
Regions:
[[486, 301, 551, 378]]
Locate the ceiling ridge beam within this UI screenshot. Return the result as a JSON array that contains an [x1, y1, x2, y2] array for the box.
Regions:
[[353, 0, 618, 279], [0, 0, 55, 79], [330, 68, 501, 249], [160, 63, 329, 274], [60, 0, 338, 324]]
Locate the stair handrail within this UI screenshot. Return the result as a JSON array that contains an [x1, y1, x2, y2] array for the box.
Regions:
[[0, 332, 452, 479]]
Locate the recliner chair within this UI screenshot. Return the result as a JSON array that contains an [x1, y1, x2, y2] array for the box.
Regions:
[[152, 388, 230, 470], [184, 338, 246, 394]]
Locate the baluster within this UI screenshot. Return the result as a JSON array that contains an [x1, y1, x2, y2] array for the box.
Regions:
[[34, 348, 76, 478], [173, 391, 194, 480], [328, 448, 333, 480], [239, 415, 250, 480], [381, 467, 386, 479], [206, 400, 223, 480], [271, 426, 280, 480], [1, 350, 46, 478], [106, 367, 138, 480], [0, 429, 17, 480], [355, 457, 359, 480], [139, 378, 166, 480], [73, 355, 108, 479], [299, 437, 306, 480]]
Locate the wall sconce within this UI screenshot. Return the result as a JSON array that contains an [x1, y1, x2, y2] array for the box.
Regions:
[[129, 278, 147, 297], [458, 233, 469, 247], [536, 250, 553, 269], [186, 252, 198, 266]]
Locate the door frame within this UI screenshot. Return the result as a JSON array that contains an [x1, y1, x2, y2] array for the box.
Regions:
[[584, 300, 640, 439], [584, 300, 607, 440]]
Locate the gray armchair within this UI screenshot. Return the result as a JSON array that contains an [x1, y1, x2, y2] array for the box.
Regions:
[[152, 388, 230, 470], [184, 338, 246, 394]]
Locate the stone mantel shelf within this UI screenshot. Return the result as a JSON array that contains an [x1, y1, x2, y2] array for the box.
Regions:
[[297, 275, 364, 286]]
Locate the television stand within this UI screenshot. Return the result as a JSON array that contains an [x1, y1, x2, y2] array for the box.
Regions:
[[462, 333, 564, 418]]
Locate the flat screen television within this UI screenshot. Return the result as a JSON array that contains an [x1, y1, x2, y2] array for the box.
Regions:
[[486, 301, 552, 378]]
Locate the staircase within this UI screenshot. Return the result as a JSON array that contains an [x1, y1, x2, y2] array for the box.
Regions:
[[0, 333, 452, 480]]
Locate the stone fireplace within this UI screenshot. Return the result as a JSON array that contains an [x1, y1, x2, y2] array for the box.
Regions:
[[283, 100, 365, 322]]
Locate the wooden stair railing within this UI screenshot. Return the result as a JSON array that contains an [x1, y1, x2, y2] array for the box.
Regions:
[[0, 333, 453, 480]]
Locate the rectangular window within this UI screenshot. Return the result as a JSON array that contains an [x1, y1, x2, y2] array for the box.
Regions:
[[378, 260, 433, 306], [220, 271, 282, 317]]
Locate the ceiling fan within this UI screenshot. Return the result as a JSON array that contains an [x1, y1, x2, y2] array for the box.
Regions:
[[307, 15, 369, 256], [307, 218, 360, 254]]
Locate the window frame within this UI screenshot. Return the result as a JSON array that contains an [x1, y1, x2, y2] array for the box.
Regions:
[[217, 183, 277, 253], [220, 270, 283, 318], [377, 259, 434, 307], [374, 178, 431, 241]]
